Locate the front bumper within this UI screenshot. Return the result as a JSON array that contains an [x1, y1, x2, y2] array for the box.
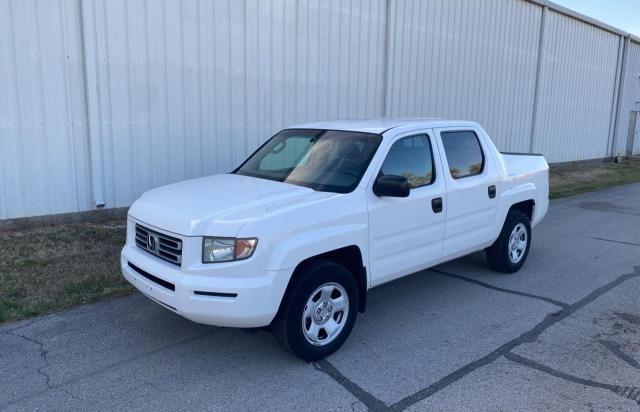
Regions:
[[121, 243, 290, 327]]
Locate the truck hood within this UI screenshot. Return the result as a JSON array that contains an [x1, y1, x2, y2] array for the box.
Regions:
[[128, 174, 333, 236]]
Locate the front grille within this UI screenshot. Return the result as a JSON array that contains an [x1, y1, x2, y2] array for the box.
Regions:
[[135, 224, 182, 266]]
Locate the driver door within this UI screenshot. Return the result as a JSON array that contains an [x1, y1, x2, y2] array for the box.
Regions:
[[367, 131, 446, 286]]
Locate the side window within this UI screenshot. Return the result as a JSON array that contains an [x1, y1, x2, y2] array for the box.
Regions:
[[380, 135, 434, 188], [440, 130, 484, 178]]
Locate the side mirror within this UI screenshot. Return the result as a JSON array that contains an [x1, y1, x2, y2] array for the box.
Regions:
[[373, 175, 410, 197]]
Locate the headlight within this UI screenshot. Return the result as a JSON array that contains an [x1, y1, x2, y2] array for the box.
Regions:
[[202, 237, 258, 263]]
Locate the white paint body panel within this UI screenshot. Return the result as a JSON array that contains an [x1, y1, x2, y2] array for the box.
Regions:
[[433, 126, 501, 258], [366, 128, 447, 286], [122, 119, 549, 327]]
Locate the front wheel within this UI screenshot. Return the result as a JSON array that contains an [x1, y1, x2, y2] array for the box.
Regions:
[[271, 260, 359, 361], [486, 210, 532, 273]]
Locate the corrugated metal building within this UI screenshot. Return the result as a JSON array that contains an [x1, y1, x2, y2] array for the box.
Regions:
[[1, 0, 639, 220]]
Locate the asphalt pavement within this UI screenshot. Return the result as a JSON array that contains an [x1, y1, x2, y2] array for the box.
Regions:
[[2, 183, 640, 411]]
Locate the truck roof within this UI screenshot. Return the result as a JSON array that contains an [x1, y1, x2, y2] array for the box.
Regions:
[[287, 118, 479, 135]]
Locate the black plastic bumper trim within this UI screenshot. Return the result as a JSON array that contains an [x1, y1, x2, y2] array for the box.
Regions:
[[194, 290, 238, 298], [128, 262, 175, 292]]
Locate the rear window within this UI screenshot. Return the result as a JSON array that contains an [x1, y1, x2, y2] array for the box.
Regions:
[[440, 131, 484, 179]]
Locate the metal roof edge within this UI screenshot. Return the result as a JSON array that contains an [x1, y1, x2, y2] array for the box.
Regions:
[[526, 0, 639, 41]]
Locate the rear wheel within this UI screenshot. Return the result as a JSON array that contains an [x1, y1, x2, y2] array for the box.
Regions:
[[486, 210, 531, 273], [271, 260, 358, 361]]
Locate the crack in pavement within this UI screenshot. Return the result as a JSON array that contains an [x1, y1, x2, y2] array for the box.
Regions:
[[385, 265, 640, 411], [7, 329, 84, 403], [0, 330, 216, 410], [430, 268, 570, 309], [599, 340, 640, 370], [7, 330, 52, 388], [504, 352, 622, 392], [313, 360, 388, 411], [505, 352, 640, 406], [592, 237, 640, 247]]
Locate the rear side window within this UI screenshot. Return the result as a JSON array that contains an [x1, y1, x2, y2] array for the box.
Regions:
[[440, 131, 484, 178], [380, 134, 434, 188]]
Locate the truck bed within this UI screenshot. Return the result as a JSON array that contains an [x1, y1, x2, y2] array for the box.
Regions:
[[501, 152, 547, 177], [500, 152, 549, 227]]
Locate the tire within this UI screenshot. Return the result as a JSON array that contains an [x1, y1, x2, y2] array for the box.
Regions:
[[271, 260, 359, 361], [485, 210, 531, 273]]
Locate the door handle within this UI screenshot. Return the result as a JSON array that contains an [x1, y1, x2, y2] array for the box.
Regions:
[[488, 185, 496, 199], [431, 197, 443, 213]]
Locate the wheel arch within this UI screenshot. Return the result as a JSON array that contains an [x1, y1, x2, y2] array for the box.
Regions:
[[274, 245, 367, 321], [508, 199, 535, 221], [489, 192, 536, 245]]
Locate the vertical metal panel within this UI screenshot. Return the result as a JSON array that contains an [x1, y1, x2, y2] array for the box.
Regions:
[[532, 10, 620, 162], [605, 35, 625, 157], [385, 0, 543, 152], [613, 40, 640, 155], [0, 0, 637, 220], [633, 111, 640, 155], [80, 0, 106, 206], [90, 0, 387, 209], [0, 0, 91, 219]]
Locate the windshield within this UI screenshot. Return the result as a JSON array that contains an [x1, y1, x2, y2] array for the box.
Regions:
[[234, 129, 382, 193]]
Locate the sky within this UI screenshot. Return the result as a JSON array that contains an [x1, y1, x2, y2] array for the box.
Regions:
[[552, 0, 640, 36]]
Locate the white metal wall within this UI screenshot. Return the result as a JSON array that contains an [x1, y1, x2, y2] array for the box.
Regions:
[[89, 0, 386, 209], [1, 0, 639, 220], [613, 40, 640, 155], [0, 0, 92, 219], [386, 0, 542, 152], [531, 9, 620, 162]]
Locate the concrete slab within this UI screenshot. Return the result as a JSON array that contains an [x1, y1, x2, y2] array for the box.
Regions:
[[405, 357, 638, 411], [0, 297, 360, 411], [512, 276, 640, 389], [327, 272, 557, 405]]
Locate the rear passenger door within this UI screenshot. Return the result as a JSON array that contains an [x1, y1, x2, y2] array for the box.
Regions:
[[367, 131, 446, 286], [434, 127, 500, 259]]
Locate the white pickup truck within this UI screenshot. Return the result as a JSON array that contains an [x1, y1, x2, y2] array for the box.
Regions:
[[121, 118, 548, 360]]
